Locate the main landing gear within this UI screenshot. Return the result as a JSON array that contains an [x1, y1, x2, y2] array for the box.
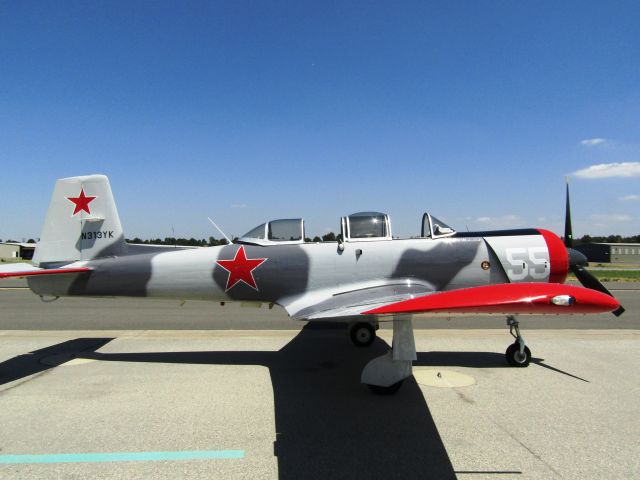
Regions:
[[349, 321, 378, 347], [361, 315, 416, 395], [505, 315, 531, 367]]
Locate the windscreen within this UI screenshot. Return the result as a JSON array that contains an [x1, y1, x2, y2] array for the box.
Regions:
[[268, 219, 302, 241], [242, 223, 266, 239], [348, 213, 387, 238]]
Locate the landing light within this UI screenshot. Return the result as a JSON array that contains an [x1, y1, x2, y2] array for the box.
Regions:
[[551, 295, 575, 306]]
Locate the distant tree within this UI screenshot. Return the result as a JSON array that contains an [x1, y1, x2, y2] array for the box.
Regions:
[[27, 239, 36, 244], [312, 236, 321, 242], [580, 235, 592, 244], [322, 232, 336, 242]]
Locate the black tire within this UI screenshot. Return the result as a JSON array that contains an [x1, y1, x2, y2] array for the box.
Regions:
[[506, 342, 531, 367], [349, 322, 376, 347], [367, 380, 404, 395]]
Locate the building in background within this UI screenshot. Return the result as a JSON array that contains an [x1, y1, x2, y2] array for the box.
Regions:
[[575, 243, 640, 264], [0, 242, 36, 261]]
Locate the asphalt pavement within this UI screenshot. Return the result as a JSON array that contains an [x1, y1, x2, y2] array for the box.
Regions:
[[0, 281, 638, 330]]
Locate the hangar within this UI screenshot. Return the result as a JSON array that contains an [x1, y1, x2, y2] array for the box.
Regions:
[[0, 242, 36, 261], [576, 243, 640, 264]]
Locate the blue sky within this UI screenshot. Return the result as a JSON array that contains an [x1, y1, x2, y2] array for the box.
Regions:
[[1, 1, 638, 241]]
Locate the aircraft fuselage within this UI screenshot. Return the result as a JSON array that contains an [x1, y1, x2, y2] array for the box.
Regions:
[[27, 229, 565, 321]]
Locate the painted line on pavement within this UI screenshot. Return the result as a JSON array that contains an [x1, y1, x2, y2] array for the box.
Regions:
[[0, 450, 245, 464]]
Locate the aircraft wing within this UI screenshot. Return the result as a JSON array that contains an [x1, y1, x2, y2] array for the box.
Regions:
[[282, 282, 620, 320], [362, 283, 620, 316], [280, 281, 434, 320], [0, 264, 92, 279]]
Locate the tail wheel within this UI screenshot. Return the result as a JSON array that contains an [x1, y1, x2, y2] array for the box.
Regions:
[[350, 322, 376, 347], [506, 342, 531, 367]]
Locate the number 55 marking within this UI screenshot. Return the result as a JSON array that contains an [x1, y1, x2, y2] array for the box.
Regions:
[[506, 247, 548, 281]]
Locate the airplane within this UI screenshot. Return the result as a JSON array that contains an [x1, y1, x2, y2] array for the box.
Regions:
[[0, 175, 623, 394]]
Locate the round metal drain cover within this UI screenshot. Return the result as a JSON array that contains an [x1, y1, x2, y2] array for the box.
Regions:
[[413, 368, 476, 388]]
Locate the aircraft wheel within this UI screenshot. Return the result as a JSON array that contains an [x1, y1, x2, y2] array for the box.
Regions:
[[367, 380, 404, 395], [350, 322, 376, 347], [505, 343, 531, 367]]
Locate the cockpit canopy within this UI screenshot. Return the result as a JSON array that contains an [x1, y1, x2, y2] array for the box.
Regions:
[[342, 212, 392, 241], [237, 211, 455, 246], [239, 218, 304, 245]]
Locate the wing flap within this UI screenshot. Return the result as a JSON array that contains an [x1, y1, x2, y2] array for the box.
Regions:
[[280, 280, 435, 320], [363, 283, 620, 316], [302, 296, 414, 320]]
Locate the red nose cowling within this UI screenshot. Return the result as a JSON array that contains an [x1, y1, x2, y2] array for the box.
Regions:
[[537, 229, 569, 284]]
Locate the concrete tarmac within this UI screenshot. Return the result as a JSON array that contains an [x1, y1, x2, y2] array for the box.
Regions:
[[0, 329, 638, 479], [1, 281, 638, 478]]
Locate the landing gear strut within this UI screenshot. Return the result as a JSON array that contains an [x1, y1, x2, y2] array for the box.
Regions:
[[361, 315, 416, 394], [505, 315, 531, 367]]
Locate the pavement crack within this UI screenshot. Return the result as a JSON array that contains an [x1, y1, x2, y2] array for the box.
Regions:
[[489, 417, 562, 478]]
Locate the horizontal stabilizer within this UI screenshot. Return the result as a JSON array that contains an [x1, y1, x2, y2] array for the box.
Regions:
[[0, 265, 91, 279], [363, 283, 621, 316]]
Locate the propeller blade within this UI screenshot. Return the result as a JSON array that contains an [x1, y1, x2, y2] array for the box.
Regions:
[[571, 265, 625, 316], [563, 182, 623, 316], [564, 179, 573, 248]]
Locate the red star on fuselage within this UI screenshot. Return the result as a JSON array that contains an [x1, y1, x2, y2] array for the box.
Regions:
[[216, 246, 267, 292], [66, 188, 97, 215]]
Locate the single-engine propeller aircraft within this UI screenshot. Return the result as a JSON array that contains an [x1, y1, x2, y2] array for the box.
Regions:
[[1, 175, 623, 393]]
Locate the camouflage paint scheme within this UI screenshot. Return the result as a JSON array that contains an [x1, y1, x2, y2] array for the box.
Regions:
[[25, 175, 563, 322]]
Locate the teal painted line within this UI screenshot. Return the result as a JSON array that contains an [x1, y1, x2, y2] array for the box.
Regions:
[[0, 450, 245, 464]]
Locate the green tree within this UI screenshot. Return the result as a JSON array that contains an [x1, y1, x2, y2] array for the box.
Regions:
[[580, 235, 592, 244], [322, 232, 336, 242]]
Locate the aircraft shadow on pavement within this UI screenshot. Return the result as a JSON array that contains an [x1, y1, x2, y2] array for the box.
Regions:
[[415, 351, 589, 382], [76, 325, 458, 479], [0, 338, 114, 386], [1, 327, 587, 478]]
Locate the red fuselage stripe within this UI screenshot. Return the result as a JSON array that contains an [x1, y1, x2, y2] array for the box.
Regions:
[[0, 268, 91, 279]]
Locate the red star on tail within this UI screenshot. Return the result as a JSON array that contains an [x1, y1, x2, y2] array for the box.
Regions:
[[216, 246, 267, 292], [66, 188, 97, 215]]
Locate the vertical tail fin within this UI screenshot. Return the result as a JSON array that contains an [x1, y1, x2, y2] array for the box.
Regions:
[[33, 175, 125, 266]]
